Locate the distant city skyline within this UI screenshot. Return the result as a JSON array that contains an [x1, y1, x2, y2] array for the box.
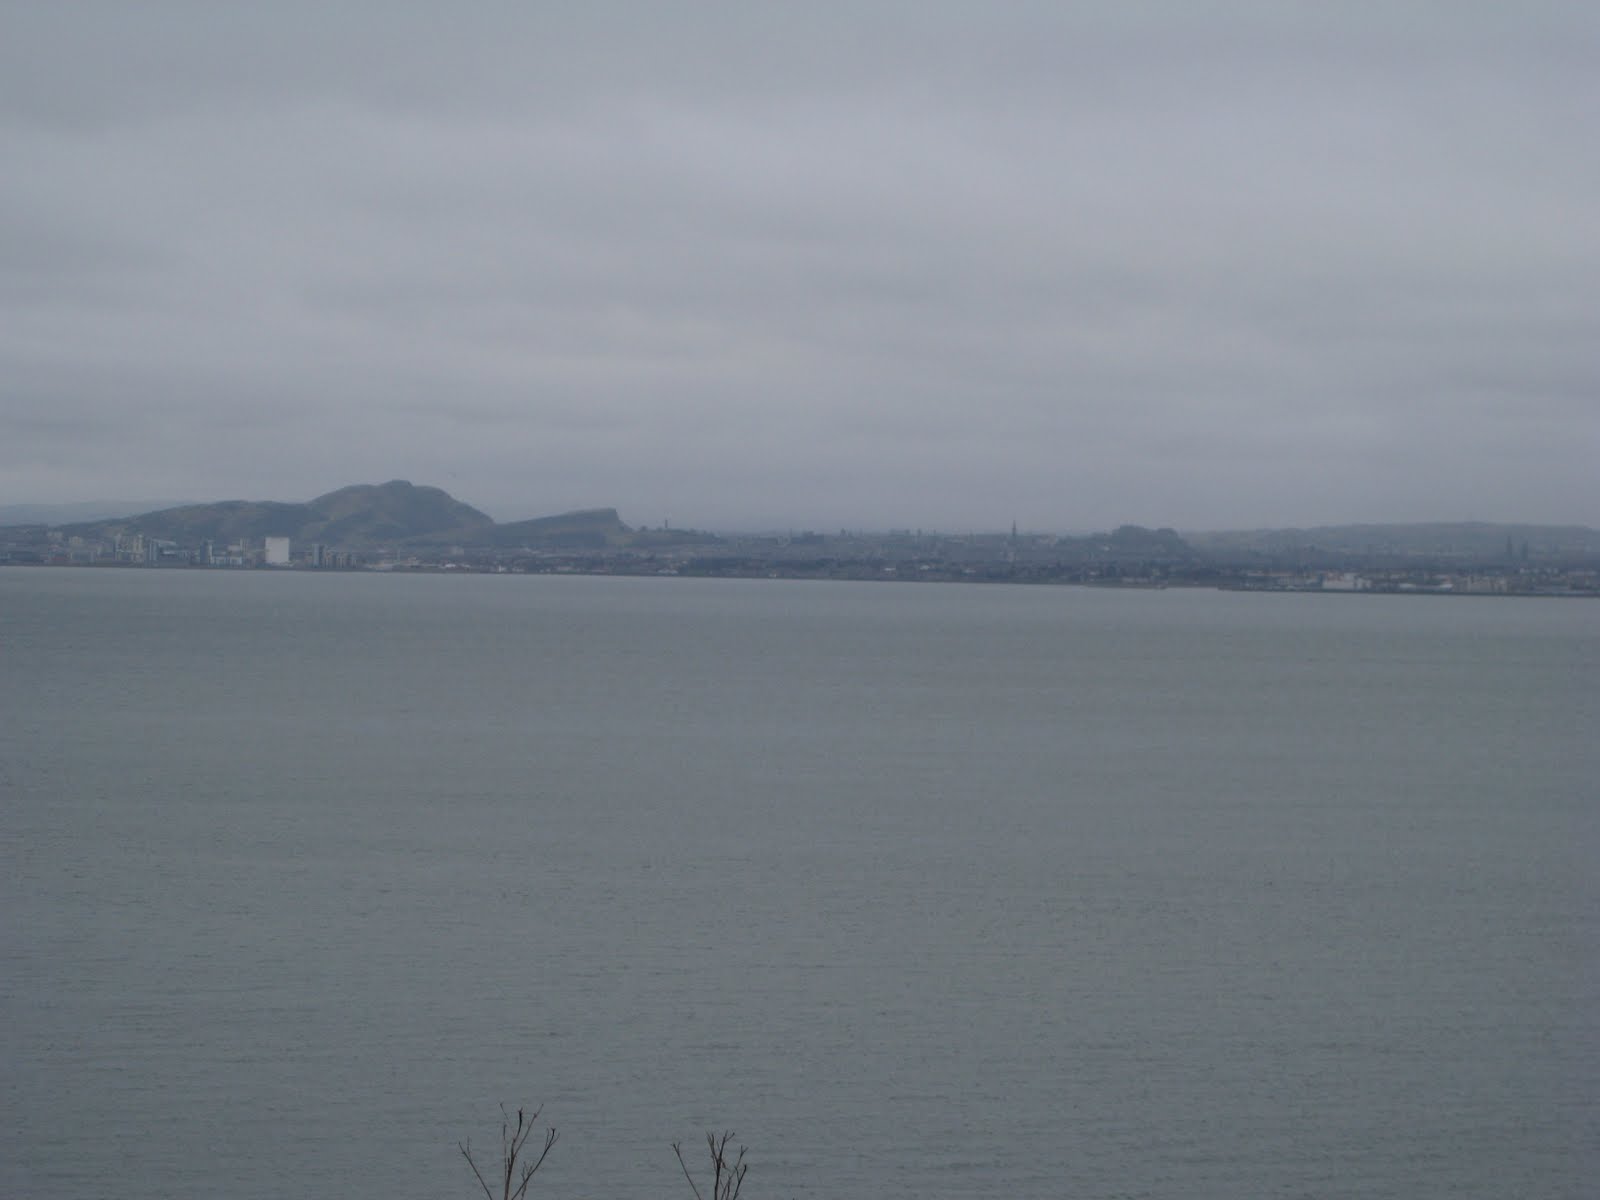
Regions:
[[4, 484, 1598, 541], [4, 5, 1597, 529]]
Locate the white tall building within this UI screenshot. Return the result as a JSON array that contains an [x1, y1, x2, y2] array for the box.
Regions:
[[264, 536, 291, 566]]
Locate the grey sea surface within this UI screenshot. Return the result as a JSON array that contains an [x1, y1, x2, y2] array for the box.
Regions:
[[2, 568, 1596, 1199]]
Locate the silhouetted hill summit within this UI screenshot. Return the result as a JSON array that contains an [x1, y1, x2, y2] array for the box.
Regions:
[[60, 480, 497, 547], [301, 480, 494, 544]]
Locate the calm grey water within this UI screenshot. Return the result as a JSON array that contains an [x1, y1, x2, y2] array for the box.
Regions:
[[3, 568, 1596, 1199]]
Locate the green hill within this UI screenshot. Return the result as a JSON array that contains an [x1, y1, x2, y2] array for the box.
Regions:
[[488, 508, 632, 549], [75, 499, 312, 544], [62, 480, 495, 548], [45, 483, 669, 552], [299, 481, 494, 544]]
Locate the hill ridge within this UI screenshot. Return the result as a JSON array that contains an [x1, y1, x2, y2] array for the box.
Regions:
[[49, 480, 620, 549]]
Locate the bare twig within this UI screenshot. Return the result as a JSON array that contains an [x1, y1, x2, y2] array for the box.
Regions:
[[510, 1126, 558, 1200], [673, 1141, 706, 1200], [460, 1105, 557, 1200], [459, 1139, 496, 1200], [675, 1130, 747, 1200]]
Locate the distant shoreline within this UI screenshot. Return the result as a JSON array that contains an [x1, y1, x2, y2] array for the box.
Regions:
[[4, 559, 1594, 599]]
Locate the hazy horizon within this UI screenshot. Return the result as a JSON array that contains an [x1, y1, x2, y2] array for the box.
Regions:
[[3, 481, 1596, 539], [4, 5, 1597, 529]]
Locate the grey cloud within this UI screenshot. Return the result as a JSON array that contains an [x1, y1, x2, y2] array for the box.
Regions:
[[1, 3, 1596, 528]]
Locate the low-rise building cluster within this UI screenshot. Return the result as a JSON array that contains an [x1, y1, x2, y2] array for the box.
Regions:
[[13, 530, 363, 569]]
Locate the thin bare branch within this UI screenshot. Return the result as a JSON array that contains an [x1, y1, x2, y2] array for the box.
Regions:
[[673, 1141, 707, 1200], [462, 1104, 557, 1200], [675, 1130, 747, 1200], [509, 1128, 558, 1200], [459, 1140, 496, 1200]]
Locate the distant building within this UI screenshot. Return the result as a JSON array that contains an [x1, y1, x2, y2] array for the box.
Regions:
[[264, 536, 291, 566], [1321, 571, 1368, 591]]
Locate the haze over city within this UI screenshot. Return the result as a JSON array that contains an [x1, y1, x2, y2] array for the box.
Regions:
[[4, 4, 1597, 531]]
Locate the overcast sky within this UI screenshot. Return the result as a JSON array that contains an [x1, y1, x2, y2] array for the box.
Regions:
[[3, 3, 1596, 530]]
